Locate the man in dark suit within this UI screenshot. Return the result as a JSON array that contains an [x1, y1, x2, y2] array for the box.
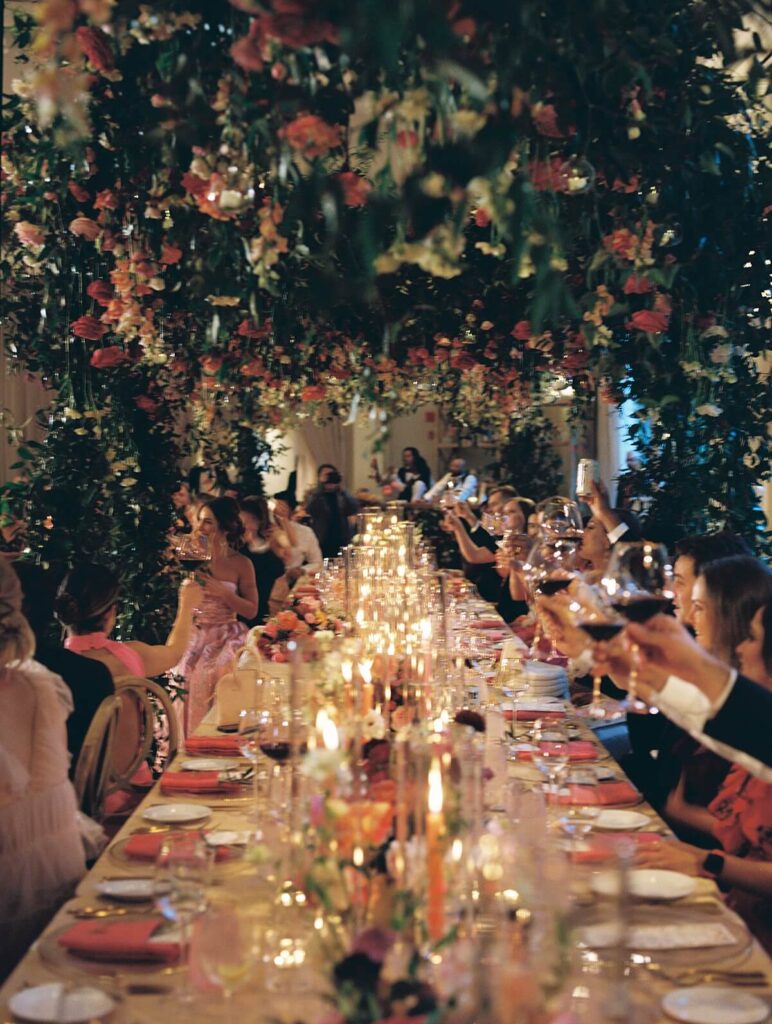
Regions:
[[13, 562, 114, 776]]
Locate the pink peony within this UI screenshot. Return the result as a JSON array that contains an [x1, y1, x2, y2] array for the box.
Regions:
[[13, 221, 46, 247], [69, 216, 101, 241]]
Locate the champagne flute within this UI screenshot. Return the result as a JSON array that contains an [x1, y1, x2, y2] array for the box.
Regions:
[[154, 835, 210, 1003], [602, 541, 674, 713]]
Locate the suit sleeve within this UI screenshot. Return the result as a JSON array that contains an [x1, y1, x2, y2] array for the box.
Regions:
[[704, 674, 772, 768]]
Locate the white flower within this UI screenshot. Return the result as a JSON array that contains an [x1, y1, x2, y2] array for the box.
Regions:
[[362, 709, 386, 741], [300, 748, 345, 781], [695, 403, 722, 417]]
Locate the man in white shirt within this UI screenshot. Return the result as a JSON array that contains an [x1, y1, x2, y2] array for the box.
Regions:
[[424, 457, 478, 504], [273, 493, 323, 582]]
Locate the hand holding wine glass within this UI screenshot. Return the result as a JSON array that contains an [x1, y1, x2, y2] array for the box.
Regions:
[[173, 532, 211, 579]]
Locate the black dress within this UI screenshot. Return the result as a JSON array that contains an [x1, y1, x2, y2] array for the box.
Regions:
[[241, 546, 286, 627]]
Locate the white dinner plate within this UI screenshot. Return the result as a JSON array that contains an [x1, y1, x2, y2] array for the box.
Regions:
[[142, 803, 211, 824], [179, 758, 240, 772], [204, 830, 251, 847], [94, 877, 155, 902], [593, 809, 651, 831], [662, 986, 769, 1024], [9, 984, 115, 1024], [592, 868, 697, 901]]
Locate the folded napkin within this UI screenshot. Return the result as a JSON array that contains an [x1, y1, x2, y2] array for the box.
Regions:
[[124, 829, 230, 862], [185, 734, 242, 756], [503, 707, 566, 721], [474, 630, 508, 642], [559, 781, 640, 806], [57, 917, 179, 963], [160, 770, 244, 796], [569, 832, 661, 864], [516, 740, 597, 763], [472, 618, 507, 630]]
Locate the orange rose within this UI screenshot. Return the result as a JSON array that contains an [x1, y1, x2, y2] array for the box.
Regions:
[[69, 216, 101, 241], [13, 221, 46, 247], [283, 114, 341, 159], [300, 384, 327, 401], [160, 242, 183, 265], [276, 610, 300, 631], [86, 280, 113, 305], [90, 345, 128, 368]]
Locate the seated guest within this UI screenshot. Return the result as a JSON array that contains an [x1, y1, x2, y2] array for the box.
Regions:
[[55, 564, 201, 679], [659, 556, 772, 838], [672, 531, 752, 624], [370, 447, 433, 502], [273, 491, 323, 582], [306, 465, 359, 559], [577, 483, 642, 584], [14, 562, 114, 775], [636, 600, 772, 952], [0, 559, 85, 979], [424, 456, 478, 504], [447, 486, 520, 564], [239, 496, 288, 627]]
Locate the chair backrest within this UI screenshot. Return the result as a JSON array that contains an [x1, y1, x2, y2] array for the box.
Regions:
[[113, 676, 181, 779], [73, 693, 123, 819]]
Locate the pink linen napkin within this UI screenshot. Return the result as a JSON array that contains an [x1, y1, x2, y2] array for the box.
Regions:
[[472, 618, 507, 630], [57, 918, 179, 962], [159, 770, 244, 796], [185, 735, 242, 756], [503, 708, 566, 722], [515, 740, 597, 763], [569, 832, 661, 864], [558, 781, 640, 806], [123, 829, 230, 862]]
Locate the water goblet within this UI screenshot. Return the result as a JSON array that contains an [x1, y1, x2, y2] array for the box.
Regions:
[[154, 835, 210, 1003]]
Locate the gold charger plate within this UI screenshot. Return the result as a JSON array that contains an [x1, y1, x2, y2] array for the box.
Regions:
[[108, 833, 247, 874], [36, 917, 182, 981]]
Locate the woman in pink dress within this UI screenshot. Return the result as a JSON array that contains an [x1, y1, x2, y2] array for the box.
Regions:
[[173, 497, 257, 735], [0, 559, 85, 978]]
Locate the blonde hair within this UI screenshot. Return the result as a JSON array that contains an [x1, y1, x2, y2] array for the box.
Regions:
[[0, 560, 35, 668]]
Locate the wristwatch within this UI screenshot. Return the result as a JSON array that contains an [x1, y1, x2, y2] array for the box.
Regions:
[[701, 850, 725, 879]]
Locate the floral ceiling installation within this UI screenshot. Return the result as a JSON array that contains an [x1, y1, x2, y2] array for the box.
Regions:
[[1, 0, 770, 617]]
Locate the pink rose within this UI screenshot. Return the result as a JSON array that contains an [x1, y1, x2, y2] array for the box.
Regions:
[[71, 314, 108, 341], [90, 345, 128, 368], [69, 216, 101, 241], [86, 280, 113, 305], [160, 242, 183, 265], [13, 221, 46, 247], [272, 651, 288, 663], [626, 309, 669, 334], [511, 320, 532, 341]]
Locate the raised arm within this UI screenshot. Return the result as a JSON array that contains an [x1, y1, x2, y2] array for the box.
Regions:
[[126, 579, 201, 676]]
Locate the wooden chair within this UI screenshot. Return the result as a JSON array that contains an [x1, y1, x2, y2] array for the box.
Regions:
[[72, 693, 123, 820], [112, 675, 181, 783]]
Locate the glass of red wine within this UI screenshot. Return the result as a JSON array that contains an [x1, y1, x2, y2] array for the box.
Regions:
[[174, 532, 211, 578], [524, 538, 579, 658], [256, 705, 308, 826], [575, 593, 626, 719], [601, 541, 674, 713]]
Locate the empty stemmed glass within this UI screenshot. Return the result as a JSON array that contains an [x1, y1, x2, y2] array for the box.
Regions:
[[601, 541, 674, 713], [238, 706, 267, 828], [196, 902, 260, 1024], [154, 835, 210, 1003], [531, 722, 571, 803], [535, 496, 584, 543]]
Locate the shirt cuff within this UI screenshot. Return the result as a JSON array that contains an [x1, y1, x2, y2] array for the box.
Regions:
[[606, 522, 629, 545], [570, 649, 595, 677], [657, 674, 714, 732]]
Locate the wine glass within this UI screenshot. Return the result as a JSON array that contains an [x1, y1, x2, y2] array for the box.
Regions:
[[601, 541, 674, 713], [574, 592, 626, 720], [524, 539, 579, 658], [154, 835, 210, 1003], [239, 706, 268, 827], [196, 903, 259, 1024], [173, 532, 211, 579], [534, 496, 584, 543], [531, 722, 571, 803]]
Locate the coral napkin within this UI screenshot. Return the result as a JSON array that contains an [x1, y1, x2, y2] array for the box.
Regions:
[[569, 832, 661, 863], [159, 771, 244, 796], [184, 735, 242, 756], [559, 781, 640, 806], [124, 830, 230, 862], [57, 918, 179, 962], [503, 708, 566, 722], [515, 740, 598, 762], [472, 618, 507, 630]]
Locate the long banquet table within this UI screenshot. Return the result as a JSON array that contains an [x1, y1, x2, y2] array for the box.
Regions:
[[3, 657, 771, 1023]]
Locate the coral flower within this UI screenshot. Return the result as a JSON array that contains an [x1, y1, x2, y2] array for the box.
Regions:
[[338, 171, 371, 208], [13, 221, 46, 248], [69, 216, 101, 241], [90, 345, 128, 368], [283, 114, 341, 159], [75, 26, 115, 72], [71, 314, 108, 340], [626, 309, 669, 334]]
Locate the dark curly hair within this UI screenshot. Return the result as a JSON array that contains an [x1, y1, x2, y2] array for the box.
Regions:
[[205, 496, 245, 549], [54, 563, 120, 634]]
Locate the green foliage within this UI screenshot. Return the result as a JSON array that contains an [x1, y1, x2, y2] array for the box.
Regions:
[[490, 414, 564, 501]]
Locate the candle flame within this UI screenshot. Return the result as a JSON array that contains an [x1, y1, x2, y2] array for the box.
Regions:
[[322, 717, 339, 751], [428, 756, 443, 814], [359, 658, 373, 684], [341, 659, 353, 684]]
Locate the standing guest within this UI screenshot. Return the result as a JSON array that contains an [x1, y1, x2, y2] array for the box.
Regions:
[[671, 532, 752, 624], [13, 562, 114, 775], [173, 497, 257, 735], [306, 465, 359, 559], [424, 456, 478, 504], [273, 491, 323, 582], [0, 558, 85, 979], [171, 479, 195, 534], [370, 447, 433, 502], [239, 496, 287, 627]]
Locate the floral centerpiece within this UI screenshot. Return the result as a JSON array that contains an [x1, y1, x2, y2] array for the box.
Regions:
[[248, 593, 345, 663]]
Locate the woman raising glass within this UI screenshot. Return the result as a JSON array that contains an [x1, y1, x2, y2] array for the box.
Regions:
[[173, 498, 257, 736]]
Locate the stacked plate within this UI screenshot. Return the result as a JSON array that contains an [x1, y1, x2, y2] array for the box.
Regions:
[[513, 661, 569, 700]]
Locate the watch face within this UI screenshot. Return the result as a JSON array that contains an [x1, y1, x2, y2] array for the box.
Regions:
[[703, 852, 724, 876]]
